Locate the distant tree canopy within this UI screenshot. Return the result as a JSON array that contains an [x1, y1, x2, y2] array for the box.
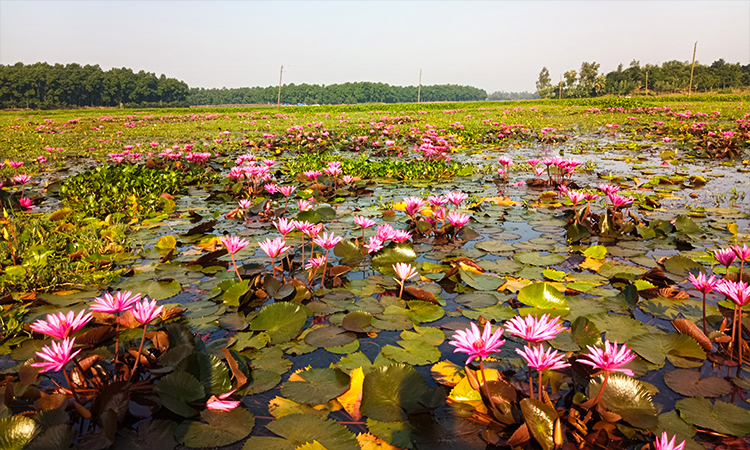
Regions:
[[187, 82, 488, 105], [486, 90, 540, 101], [0, 62, 189, 109], [537, 59, 750, 99]]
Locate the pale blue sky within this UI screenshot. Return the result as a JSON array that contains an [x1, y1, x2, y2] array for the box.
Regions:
[[1, 1, 748, 92]]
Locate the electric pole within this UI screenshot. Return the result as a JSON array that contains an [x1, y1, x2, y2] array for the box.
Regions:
[[417, 69, 422, 103], [688, 42, 697, 97], [277, 65, 284, 108], [645, 71, 648, 92]]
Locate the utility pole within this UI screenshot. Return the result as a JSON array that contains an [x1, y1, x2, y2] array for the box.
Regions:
[[277, 65, 284, 108], [417, 69, 422, 103], [645, 71, 648, 92], [559, 74, 563, 99], [688, 42, 697, 97]]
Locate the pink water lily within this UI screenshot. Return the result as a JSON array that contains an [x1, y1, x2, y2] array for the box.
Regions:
[[91, 291, 141, 314], [403, 196, 426, 217], [504, 314, 567, 344], [654, 432, 685, 450], [32, 337, 81, 373], [31, 310, 92, 340], [206, 389, 241, 412], [516, 344, 570, 401], [714, 247, 737, 268], [132, 297, 164, 325], [449, 322, 505, 364], [687, 272, 721, 333], [579, 340, 636, 406], [219, 236, 249, 255], [446, 191, 468, 209], [273, 217, 296, 236], [364, 237, 384, 254]]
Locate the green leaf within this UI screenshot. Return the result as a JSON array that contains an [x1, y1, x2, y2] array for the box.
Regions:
[[663, 369, 731, 398], [520, 398, 558, 450], [360, 363, 430, 422], [341, 311, 374, 333], [142, 279, 182, 301], [676, 397, 750, 437], [297, 210, 322, 224], [175, 353, 233, 397], [175, 408, 254, 447], [587, 313, 650, 343], [280, 368, 350, 405], [372, 242, 417, 265], [0, 416, 41, 450], [406, 300, 444, 323], [542, 269, 566, 281], [333, 240, 364, 265], [474, 240, 515, 254], [583, 245, 607, 259], [513, 252, 566, 266], [628, 333, 706, 367], [588, 373, 658, 429], [304, 326, 357, 348], [250, 302, 310, 344], [366, 419, 414, 449], [220, 280, 250, 307], [262, 414, 358, 450], [155, 234, 177, 251], [381, 339, 441, 366], [517, 282, 569, 311], [663, 255, 705, 277], [570, 316, 601, 349], [153, 371, 205, 417], [109, 419, 177, 450], [566, 223, 590, 243], [459, 269, 505, 291], [461, 304, 516, 321], [674, 216, 702, 235]]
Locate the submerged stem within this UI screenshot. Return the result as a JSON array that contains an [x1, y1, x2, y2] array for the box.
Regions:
[[591, 370, 610, 406], [129, 324, 149, 381]]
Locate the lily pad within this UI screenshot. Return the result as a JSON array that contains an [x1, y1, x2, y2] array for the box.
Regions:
[[628, 333, 706, 367], [663, 255, 705, 277], [175, 408, 254, 448], [360, 363, 430, 422], [513, 252, 566, 267], [663, 369, 731, 397], [520, 398, 558, 450], [341, 311, 374, 333], [676, 397, 750, 437], [517, 283, 569, 311], [587, 373, 658, 429], [281, 368, 350, 405], [587, 313, 650, 343], [250, 302, 310, 344], [372, 242, 417, 265], [304, 326, 357, 348], [260, 414, 358, 450], [381, 339, 441, 366], [0, 416, 41, 450], [153, 371, 205, 417]]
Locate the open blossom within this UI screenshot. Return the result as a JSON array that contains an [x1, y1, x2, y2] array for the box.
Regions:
[[516, 345, 570, 371], [732, 244, 750, 262], [353, 216, 377, 229], [31, 310, 92, 339], [498, 156, 513, 166], [715, 248, 737, 267], [238, 199, 253, 209], [297, 199, 314, 211], [32, 338, 81, 373], [578, 341, 636, 376], [19, 197, 34, 211], [715, 280, 750, 307], [364, 237, 384, 254], [132, 298, 164, 325], [273, 217, 296, 235], [206, 390, 241, 412], [449, 322, 505, 364], [403, 196, 426, 216], [598, 183, 620, 196], [305, 256, 327, 269], [313, 232, 343, 250], [608, 193, 633, 209], [91, 291, 141, 314], [427, 195, 448, 207], [390, 229, 412, 243], [259, 237, 290, 258], [303, 170, 322, 181], [566, 190, 585, 205], [447, 211, 470, 229], [264, 183, 279, 195], [504, 314, 567, 343], [14, 174, 31, 185], [219, 236, 249, 255], [393, 262, 418, 284], [654, 432, 685, 450], [446, 191, 468, 207], [687, 272, 720, 295], [278, 185, 297, 197], [376, 224, 397, 241]]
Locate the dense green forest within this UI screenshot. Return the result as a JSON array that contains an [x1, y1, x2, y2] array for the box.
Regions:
[[536, 59, 750, 98], [2, 58, 749, 109], [187, 83, 488, 105], [0, 62, 189, 109]]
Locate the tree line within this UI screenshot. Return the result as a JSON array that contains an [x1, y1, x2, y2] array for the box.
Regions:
[[0, 62, 190, 109], [536, 59, 750, 98], [188, 82, 488, 106]]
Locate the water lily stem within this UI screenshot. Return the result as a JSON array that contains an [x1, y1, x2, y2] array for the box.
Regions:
[[528, 367, 534, 399], [702, 292, 708, 335], [231, 253, 243, 281], [479, 358, 492, 405], [732, 304, 739, 373], [398, 281, 405, 299], [591, 370, 610, 406], [320, 249, 330, 289], [63, 367, 81, 403], [538, 370, 544, 402], [129, 324, 149, 381]]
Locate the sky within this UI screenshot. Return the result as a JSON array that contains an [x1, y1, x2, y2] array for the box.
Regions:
[[1, 1, 749, 93]]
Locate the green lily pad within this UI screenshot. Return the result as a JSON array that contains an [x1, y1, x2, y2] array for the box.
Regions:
[[543, 269, 566, 281], [567, 223, 590, 243], [628, 333, 706, 367], [588, 373, 658, 429], [381, 339, 441, 366], [674, 216, 702, 235], [650, 410, 702, 450], [258, 414, 358, 450], [341, 311, 374, 333], [587, 313, 650, 343], [304, 326, 357, 348], [281, 368, 350, 405], [406, 300, 444, 323], [583, 245, 607, 259], [459, 269, 505, 291], [372, 242, 417, 265], [676, 397, 750, 437], [250, 302, 310, 344], [517, 283, 569, 311], [140, 279, 182, 301], [366, 419, 414, 449], [513, 252, 566, 266], [333, 240, 364, 264], [663, 369, 731, 398], [153, 371, 205, 417], [175, 408, 254, 448], [520, 398, 558, 450], [155, 234, 177, 252], [371, 314, 414, 331], [475, 240, 515, 254], [360, 363, 430, 422], [461, 304, 516, 321], [663, 255, 705, 277], [175, 353, 233, 397], [0, 416, 41, 450]]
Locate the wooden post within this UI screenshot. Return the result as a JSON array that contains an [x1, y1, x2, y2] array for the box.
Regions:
[[559, 74, 563, 99], [645, 71, 648, 92], [688, 42, 697, 97], [417, 69, 422, 103], [277, 65, 283, 108]]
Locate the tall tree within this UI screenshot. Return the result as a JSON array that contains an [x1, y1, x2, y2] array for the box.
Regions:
[[535, 67, 553, 98]]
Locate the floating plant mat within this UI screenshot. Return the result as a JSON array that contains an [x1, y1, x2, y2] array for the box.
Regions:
[[2, 100, 750, 450]]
